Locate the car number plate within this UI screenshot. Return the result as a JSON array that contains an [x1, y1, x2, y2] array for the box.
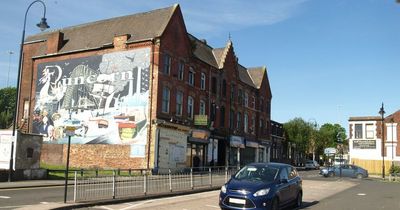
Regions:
[[229, 198, 246, 204]]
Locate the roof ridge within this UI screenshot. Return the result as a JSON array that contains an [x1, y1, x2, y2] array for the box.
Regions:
[[217, 40, 232, 69], [26, 5, 177, 40], [247, 68, 256, 88]]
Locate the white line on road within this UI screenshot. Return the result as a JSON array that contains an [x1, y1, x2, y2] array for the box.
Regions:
[[120, 200, 152, 210], [0, 196, 11, 199], [0, 205, 31, 209], [99, 206, 115, 210]]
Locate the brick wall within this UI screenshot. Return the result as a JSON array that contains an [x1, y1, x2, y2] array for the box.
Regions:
[[41, 144, 146, 169]]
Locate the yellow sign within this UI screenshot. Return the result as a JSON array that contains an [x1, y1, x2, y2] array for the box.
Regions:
[[194, 115, 208, 126], [65, 126, 76, 136], [192, 129, 210, 139]]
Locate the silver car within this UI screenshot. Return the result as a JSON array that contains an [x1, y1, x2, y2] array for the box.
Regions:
[[305, 160, 320, 170]]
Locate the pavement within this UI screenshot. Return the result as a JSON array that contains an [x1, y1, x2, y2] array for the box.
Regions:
[[0, 180, 66, 190], [0, 179, 221, 210]]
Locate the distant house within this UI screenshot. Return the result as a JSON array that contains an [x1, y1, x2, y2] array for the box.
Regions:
[[348, 111, 399, 175]]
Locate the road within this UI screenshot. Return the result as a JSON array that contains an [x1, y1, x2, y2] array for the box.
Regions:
[[82, 178, 400, 210], [0, 185, 74, 210], [2, 170, 399, 210], [81, 171, 360, 210], [309, 179, 400, 210]]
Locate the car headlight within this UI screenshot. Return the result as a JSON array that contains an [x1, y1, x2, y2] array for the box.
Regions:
[[253, 188, 270, 197], [221, 185, 227, 193]]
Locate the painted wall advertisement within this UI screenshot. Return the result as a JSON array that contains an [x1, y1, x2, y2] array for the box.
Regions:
[[33, 48, 151, 156]]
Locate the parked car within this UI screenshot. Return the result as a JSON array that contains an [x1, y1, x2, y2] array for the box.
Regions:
[[219, 162, 302, 210], [305, 160, 320, 170], [319, 164, 368, 179]]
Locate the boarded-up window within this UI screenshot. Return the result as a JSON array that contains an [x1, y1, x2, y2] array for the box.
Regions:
[[365, 124, 374, 139]]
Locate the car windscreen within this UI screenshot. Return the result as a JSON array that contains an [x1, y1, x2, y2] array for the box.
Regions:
[[234, 165, 278, 182]]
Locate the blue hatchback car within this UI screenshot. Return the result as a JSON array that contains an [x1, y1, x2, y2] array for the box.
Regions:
[[219, 162, 302, 210]]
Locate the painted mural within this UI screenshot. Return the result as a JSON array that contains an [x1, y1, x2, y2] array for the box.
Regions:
[[33, 48, 151, 148]]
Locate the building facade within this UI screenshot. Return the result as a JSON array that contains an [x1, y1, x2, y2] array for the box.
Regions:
[[16, 4, 272, 171], [349, 112, 400, 174]]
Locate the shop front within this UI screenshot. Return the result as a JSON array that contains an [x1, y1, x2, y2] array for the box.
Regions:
[[242, 140, 259, 165], [228, 135, 245, 167], [259, 139, 272, 163], [153, 122, 190, 174], [187, 129, 210, 169]]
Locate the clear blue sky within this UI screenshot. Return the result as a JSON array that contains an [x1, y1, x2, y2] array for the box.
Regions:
[[1, 0, 399, 130]]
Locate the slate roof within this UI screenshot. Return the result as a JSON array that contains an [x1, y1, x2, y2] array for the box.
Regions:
[[26, 5, 177, 54], [188, 34, 219, 68], [237, 64, 257, 89], [25, 4, 267, 90], [247, 67, 266, 89], [212, 48, 225, 68]]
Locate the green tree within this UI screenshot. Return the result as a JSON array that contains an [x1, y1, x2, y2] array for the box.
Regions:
[[0, 87, 16, 129], [284, 118, 313, 156], [318, 123, 347, 149]]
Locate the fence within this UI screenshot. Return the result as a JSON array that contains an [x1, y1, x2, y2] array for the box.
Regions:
[[73, 166, 238, 202]]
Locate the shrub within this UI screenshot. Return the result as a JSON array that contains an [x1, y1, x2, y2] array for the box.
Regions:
[[389, 165, 400, 174]]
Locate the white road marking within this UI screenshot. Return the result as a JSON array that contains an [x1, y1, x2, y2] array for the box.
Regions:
[[99, 206, 115, 210], [0, 196, 11, 199], [205, 204, 220, 208], [120, 200, 152, 210], [357, 193, 366, 196], [40, 202, 49, 204], [0, 205, 31, 209]]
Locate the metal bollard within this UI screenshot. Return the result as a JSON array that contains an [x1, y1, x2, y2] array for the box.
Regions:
[[190, 168, 194, 189], [143, 173, 147, 195], [73, 171, 77, 202], [169, 169, 172, 192], [112, 171, 116, 199], [225, 167, 228, 182], [209, 168, 212, 187]]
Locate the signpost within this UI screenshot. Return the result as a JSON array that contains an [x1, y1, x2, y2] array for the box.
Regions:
[[64, 122, 76, 203], [324, 147, 337, 155], [0, 131, 15, 182]]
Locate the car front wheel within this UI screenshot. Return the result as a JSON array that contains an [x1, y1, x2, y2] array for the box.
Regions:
[[295, 192, 302, 208], [271, 198, 279, 210], [356, 173, 363, 179]]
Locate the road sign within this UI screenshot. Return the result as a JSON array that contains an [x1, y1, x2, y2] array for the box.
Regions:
[[65, 126, 76, 136], [324, 147, 337, 155]]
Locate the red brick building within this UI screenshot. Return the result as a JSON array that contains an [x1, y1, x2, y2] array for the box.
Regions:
[[16, 4, 272, 171]]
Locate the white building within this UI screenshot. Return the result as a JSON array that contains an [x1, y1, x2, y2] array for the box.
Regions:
[[348, 113, 399, 175]]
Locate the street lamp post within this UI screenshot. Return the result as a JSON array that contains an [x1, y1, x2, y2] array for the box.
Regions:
[[12, 0, 50, 136], [379, 103, 385, 179], [7, 51, 14, 87]]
